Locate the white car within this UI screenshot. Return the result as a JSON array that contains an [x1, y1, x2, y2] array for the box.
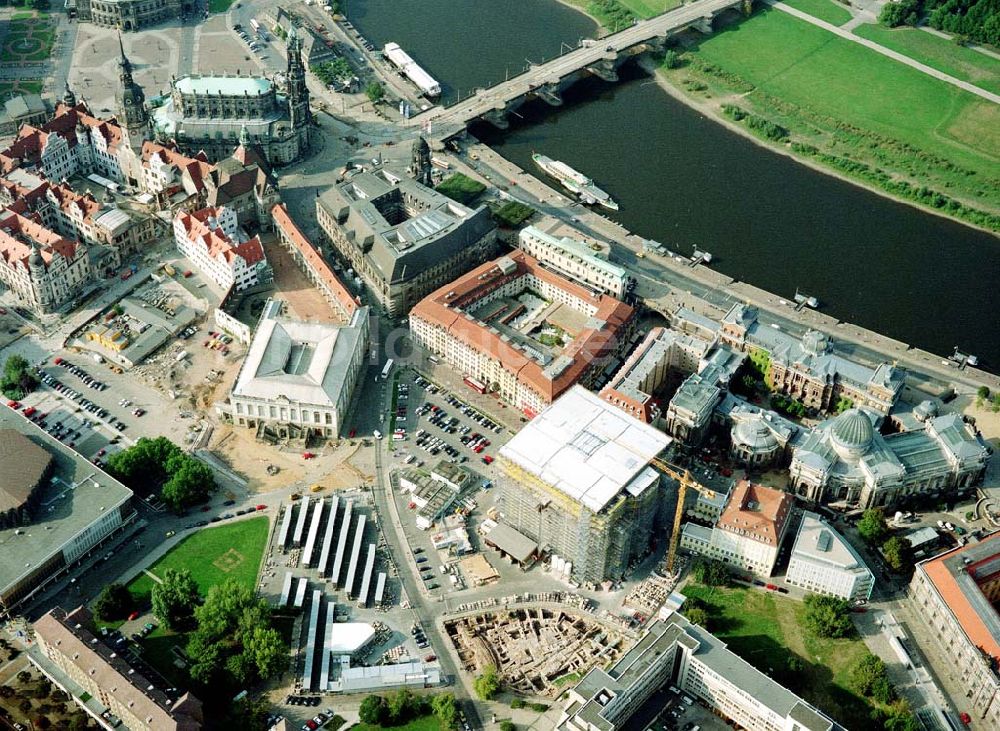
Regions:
[[373, 429, 383, 439]]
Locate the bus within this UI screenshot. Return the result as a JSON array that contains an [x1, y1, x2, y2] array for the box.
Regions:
[[249, 18, 261, 32], [380, 359, 394, 381], [463, 376, 486, 394]]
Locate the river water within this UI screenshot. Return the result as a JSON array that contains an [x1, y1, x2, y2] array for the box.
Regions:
[[347, 0, 1000, 369]]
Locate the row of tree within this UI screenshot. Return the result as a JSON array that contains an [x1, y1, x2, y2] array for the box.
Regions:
[[359, 690, 457, 728], [104, 436, 216, 511]]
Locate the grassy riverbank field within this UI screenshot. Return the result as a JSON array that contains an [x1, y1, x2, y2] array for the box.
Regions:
[[682, 584, 878, 729], [661, 7, 1000, 230], [853, 23, 1000, 96], [780, 0, 852, 25]]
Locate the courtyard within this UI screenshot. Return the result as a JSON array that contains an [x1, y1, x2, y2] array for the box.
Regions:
[[681, 582, 875, 729]]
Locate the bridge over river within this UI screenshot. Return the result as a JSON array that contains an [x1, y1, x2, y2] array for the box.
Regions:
[[409, 0, 745, 137]]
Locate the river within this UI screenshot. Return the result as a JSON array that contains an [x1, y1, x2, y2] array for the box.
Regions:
[[346, 0, 1000, 369]]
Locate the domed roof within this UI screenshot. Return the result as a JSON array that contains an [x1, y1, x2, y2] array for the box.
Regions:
[[913, 400, 939, 421], [801, 329, 830, 356], [28, 243, 44, 269], [733, 417, 779, 451], [830, 408, 874, 450]]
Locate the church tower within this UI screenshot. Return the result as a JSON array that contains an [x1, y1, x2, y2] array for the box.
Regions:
[[285, 27, 311, 141], [115, 33, 148, 152]]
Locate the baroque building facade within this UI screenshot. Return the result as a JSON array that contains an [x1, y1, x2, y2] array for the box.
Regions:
[[74, 0, 187, 31]]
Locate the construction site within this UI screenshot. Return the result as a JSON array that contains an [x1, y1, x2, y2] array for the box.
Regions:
[[443, 607, 629, 697]]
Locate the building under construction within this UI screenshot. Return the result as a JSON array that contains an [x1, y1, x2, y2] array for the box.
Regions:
[[497, 386, 673, 585]]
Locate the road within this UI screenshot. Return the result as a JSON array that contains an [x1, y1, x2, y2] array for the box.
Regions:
[[450, 140, 1000, 395]]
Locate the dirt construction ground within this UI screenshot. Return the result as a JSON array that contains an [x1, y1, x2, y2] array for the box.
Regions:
[[208, 425, 376, 493]]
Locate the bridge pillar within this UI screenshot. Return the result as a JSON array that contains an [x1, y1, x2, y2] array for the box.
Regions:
[[535, 83, 563, 107], [482, 108, 510, 130], [644, 36, 668, 54], [586, 58, 618, 83], [693, 15, 715, 33]]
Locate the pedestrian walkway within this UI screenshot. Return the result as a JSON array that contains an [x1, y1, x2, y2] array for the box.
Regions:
[[142, 569, 163, 584], [766, 0, 1000, 105]]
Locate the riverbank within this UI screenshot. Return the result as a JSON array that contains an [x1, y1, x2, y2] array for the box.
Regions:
[[558, 0, 1000, 235]]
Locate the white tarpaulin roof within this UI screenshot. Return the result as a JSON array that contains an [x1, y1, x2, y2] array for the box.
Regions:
[[499, 386, 671, 512]]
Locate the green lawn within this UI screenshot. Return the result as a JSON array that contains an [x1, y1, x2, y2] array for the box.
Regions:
[[354, 717, 441, 731], [682, 584, 873, 729], [854, 23, 1000, 96], [209, 0, 235, 12], [128, 517, 269, 598], [780, 0, 853, 25], [619, 0, 682, 18], [684, 8, 1000, 214]]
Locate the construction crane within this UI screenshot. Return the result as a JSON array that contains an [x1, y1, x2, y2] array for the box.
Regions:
[[650, 457, 719, 573]]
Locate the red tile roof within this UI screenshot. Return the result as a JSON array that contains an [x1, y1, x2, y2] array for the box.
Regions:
[[0, 211, 79, 269], [175, 206, 264, 268], [410, 249, 634, 404], [717, 480, 793, 546], [272, 203, 359, 319], [921, 534, 1000, 665]]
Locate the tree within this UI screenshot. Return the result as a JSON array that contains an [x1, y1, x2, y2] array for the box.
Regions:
[[882, 536, 912, 573], [161, 460, 215, 511], [977, 386, 991, 404], [70, 716, 91, 731], [2, 354, 38, 400], [432, 693, 458, 728], [499, 722, 516, 731], [803, 594, 854, 639], [387, 688, 420, 723], [691, 558, 731, 586], [18, 698, 31, 714], [684, 606, 710, 629], [857, 508, 889, 544], [662, 49, 683, 69], [359, 695, 389, 725], [227, 695, 271, 730], [365, 81, 385, 104], [151, 568, 200, 631], [93, 583, 134, 622], [0, 686, 13, 698], [474, 666, 501, 700], [16, 670, 31, 684], [34, 716, 51, 730], [850, 653, 895, 704], [242, 625, 288, 681]]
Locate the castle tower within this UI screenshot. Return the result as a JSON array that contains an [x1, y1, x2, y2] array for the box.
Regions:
[[62, 81, 77, 108], [412, 136, 432, 187], [285, 27, 311, 137], [115, 32, 148, 152]]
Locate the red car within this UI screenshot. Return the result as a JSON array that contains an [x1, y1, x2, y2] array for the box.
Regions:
[[6, 400, 19, 409], [482, 455, 493, 464], [960, 712, 972, 725], [424, 654, 436, 662], [348, 428, 356, 438], [256, 504, 267, 511], [53, 357, 63, 365], [127, 611, 140, 621], [23, 406, 35, 417], [302, 452, 315, 460], [765, 583, 778, 591]]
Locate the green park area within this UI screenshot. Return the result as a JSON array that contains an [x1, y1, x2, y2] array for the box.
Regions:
[[2, 12, 56, 62], [435, 173, 487, 206], [110, 518, 270, 687], [209, 0, 235, 13], [666, 7, 1000, 230], [853, 23, 1000, 96], [682, 583, 878, 729], [780, 0, 852, 25], [126, 516, 268, 602]]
